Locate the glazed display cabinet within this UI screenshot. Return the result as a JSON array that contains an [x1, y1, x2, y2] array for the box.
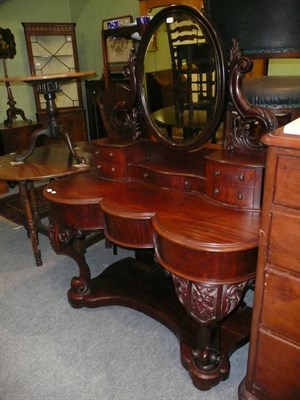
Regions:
[[22, 22, 88, 142]]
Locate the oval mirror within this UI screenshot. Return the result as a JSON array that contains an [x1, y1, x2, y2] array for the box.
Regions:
[[136, 5, 227, 150]]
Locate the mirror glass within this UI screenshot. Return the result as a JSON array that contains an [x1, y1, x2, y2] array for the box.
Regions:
[[137, 6, 226, 150]]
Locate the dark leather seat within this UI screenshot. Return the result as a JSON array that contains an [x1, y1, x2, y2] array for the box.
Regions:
[[244, 76, 300, 109]]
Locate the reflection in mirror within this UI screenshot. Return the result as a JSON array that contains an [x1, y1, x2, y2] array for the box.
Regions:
[[145, 15, 215, 142], [143, 12, 217, 146]]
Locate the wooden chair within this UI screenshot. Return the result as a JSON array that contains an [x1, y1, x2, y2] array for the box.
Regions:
[[166, 16, 216, 139]]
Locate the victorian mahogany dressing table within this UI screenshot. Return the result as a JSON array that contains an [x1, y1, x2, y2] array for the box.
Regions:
[[43, 6, 276, 391]]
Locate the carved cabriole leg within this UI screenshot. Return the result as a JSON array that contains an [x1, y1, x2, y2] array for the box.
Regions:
[[48, 220, 91, 302], [172, 274, 248, 390]]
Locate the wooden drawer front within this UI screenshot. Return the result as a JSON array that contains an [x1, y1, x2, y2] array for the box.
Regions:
[[94, 147, 125, 163], [269, 212, 300, 273], [128, 165, 191, 191], [128, 165, 156, 185], [206, 160, 257, 187], [274, 154, 300, 209], [96, 161, 126, 178], [187, 176, 205, 193], [206, 183, 255, 208], [154, 174, 204, 192], [254, 330, 300, 400], [262, 270, 300, 341], [128, 165, 205, 193]]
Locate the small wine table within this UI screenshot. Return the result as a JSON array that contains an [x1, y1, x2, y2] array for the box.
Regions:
[[0, 71, 96, 265], [0, 142, 92, 266], [0, 71, 95, 162]]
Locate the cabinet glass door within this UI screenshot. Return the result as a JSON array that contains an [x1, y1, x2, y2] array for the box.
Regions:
[[22, 23, 83, 112], [30, 34, 78, 109]]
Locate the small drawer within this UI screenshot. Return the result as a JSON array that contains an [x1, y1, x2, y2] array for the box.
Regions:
[[274, 154, 300, 209], [128, 165, 156, 184], [94, 147, 124, 163], [155, 174, 191, 191], [262, 270, 300, 341], [268, 212, 300, 273], [206, 183, 255, 208], [129, 165, 190, 190], [206, 160, 257, 187], [96, 161, 126, 178], [186, 176, 205, 193], [254, 330, 300, 400], [128, 165, 204, 193]]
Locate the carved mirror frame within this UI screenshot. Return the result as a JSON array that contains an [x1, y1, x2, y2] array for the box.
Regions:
[[135, 4, 227, 151]]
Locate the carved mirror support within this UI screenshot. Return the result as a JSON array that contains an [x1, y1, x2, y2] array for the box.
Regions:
[[223, 40, 278, 152]]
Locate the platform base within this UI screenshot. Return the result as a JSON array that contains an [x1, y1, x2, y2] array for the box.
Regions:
[[68, 257, 252, 390]]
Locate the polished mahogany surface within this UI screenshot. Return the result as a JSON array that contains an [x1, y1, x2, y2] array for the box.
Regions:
[[0, 143, 91, 181], [48, 170, 260, 257], [43, 4, 276, 392]]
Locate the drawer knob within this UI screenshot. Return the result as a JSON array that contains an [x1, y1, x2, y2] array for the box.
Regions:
[[237, 193, 244, 200], [109, 152, 113, 157], [213, 170, 221, 176], [143, 172, 148, 178], [111, 167, 115, 172], [95, 150, 100, 155], [214, 188, 220, 195], [184, 180, 189, 187], [239, 175, 245, 181], [97, 164, 101, 169]]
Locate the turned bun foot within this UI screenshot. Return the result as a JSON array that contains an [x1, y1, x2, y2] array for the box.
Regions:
[[188, 350, 230, 391]]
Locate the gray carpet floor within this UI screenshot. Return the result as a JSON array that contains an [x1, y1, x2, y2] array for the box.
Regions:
[[0, 216, 251, 400]]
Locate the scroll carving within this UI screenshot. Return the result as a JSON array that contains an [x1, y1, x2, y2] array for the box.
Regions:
[[172, 274, 248, 324], [110, 50, 142, 139], [48, 220, 84, 252], [226, 40, 278, 152], [223, 281, 247, 315], [48, 220, 91, 296]]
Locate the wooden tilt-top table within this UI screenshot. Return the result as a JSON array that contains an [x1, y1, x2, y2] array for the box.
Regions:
[[0, 71, 96, 265], [0, 143, 92, 266], [0, 71, 95, 163]]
